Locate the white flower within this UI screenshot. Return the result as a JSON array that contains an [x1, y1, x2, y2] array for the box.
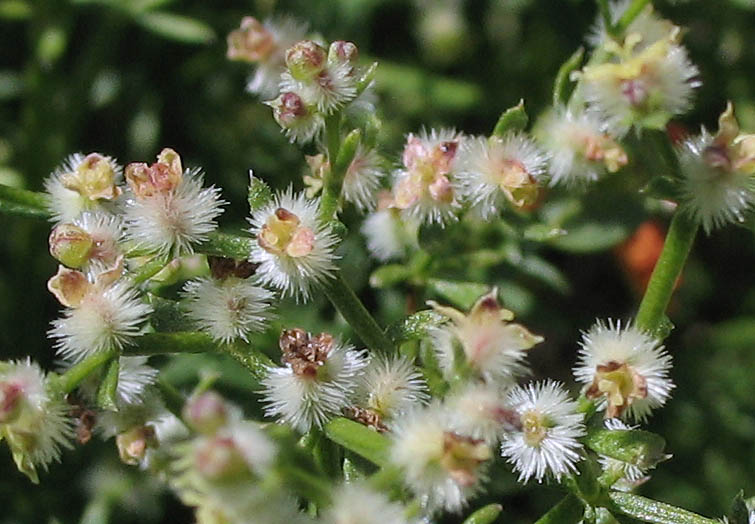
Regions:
[[72, 211, 124, 268], [342, 145, 387, 212], [581, 31, 700, 137], [587, 1, 676, 50], [182, 276, 274, 344], [574, 320, 674, 422], [445, 383, 517, 445], [537, 109, 627, 187], [0, 359, 74, 482], [248, 188, 339, 301], [500, 380, 585, 483], [457, 133, 546, 218], [389, 403, 491, 514], [392, 128, 463, 225], [428, 290, 543, 385], [124, 168, 225, 257], [678, 103, 755, 233], [323, 482, 409, 524], [280, 59, 357, 115], [353, 355, 428, 425], [48, 265, 152, 363], [361, 196, 418, 262], [44, 152, 123, 223], [261, 329, 366, 432]]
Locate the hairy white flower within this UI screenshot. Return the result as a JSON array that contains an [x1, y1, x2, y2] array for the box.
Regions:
[[678, 103, 755, 233], [574, 319, 674, 422], [429, 290, 543, 385], [445, 383, 517, 445], [390, 403, 491, 514], [45, 152, 123, 223], [354, 355, 428, 423], [392, 128, 463, 225], [587, 1, 676, 50], [324, 482, 409, 524], [182, 276, 274, 344], [361, 201, 418, 262], [124, 168, 225, 257], [342, 145, 387, 212], [457, 133, 547, 218], [0, 359, 74, 482], [537, 109, 627, 187], [261, 330, 366, 432], [73, 211, 124, 267], [248, 189, 339, 301], [500, 380, 585, 483], [280, 59, 357, 115]]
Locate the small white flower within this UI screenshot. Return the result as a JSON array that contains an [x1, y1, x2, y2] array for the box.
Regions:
[[342, 145, 387, 212], [182, 276, 274, 344], [445, 383, 517, 445], [392, 128, 463, 225], [537, 109, 627, 187], [261, 329, 366, 432], [323, 482, 409, 524], [72, 211, 124, 268], [429, 290, 543, 386], [0, 359, 74, 482], [44, 152, 123, 223], [678, 103, 755, 233], [124, 168, 225, 257], [389, 403, 491, 514], [353, 355, 428, 424], [280, 60, 357, 115], [361, 195, 418, 262], [457, 133, 547, 218], [248, 188, 339, 301], [587, 1, 676, 50], [574, 319, 674, 422], [500, 380, 585, 483], [48, 265, 152, 363]]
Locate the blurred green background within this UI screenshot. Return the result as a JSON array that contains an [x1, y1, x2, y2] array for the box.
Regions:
[[1, 0, 755, 522]]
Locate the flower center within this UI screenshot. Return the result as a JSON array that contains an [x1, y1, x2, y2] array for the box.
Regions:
[[440, 432, 491, 486], [521, 409, 547, 447], [258, 208, 315, 258], [586, 361, 647, 418]]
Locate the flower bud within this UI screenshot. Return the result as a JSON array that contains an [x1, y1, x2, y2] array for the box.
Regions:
[[226, 16, 275, 63], [116, 425, 156, 466], [49, 224, 94, 268], [285, 40, 326, 80], [270, 92, 310, 128], [59, 153, 121, 201], [183, 391, 229, 435], [125, 148, 183, 198], [328, 40, 358, 65], [194, 436, 249, 481]]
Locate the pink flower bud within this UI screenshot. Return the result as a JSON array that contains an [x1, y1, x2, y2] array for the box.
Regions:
[[285, 40, 327, 80], [49, 224, 94, 268], [194, 436, 248, 480], [328, 40, 358, 65], [226, 16, 275, 63], [183, 391, 229, 435]]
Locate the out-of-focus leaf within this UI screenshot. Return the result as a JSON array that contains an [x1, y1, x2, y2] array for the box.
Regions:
[[552, 46, 584, 106], [727, 491, 749, 524], [369, 264, 412, 288], [0, 71, 22, 100], [36, 26, 68, 66], [548, 221, 629, 253], [0, 0, 31, 19], [523, 223, 567, 242], [427, 278, 488, 310], [136, 12, 215, 44]]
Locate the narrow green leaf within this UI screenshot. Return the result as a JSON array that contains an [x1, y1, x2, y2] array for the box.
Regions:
[[324, 417, 390, 467], [552, 47, 584, 107], [492, 99, 528, 137], [136, 12, 215, 44], [427, 279, 488, 310], [387, 310, 445, 343], [248, 174, 273, 213], [585, 426, 667, 470], [609, 492, 719, 524], [369, 264, 412, 288], [0, 0, 31, 19], [463, 503, 503, 524], [534, 494, 585, 524], [96, 358, 120, 411]]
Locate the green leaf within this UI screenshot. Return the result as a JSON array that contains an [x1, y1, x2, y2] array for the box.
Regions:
[[387, 310, 446, 343], [492, 99, 528, 137], [248, 174, 273, 213], [585, 426, 667, 470], [323, 418, 390, 466], [549, 221, 630, 253], [552, 47, 584, 107], [369, 264, 412, 288], [727, 491, 749, 524], [97, 358, 120, 411], [0, 1, 31, 20], [136, 12, 215, 44], [36, 25, 68, 66], [463, 503, 503, 524], [523, 223, 567, 242], [534, 495, 584, 524], [609, 492, 718, 524], [427, 279, 488, 310]]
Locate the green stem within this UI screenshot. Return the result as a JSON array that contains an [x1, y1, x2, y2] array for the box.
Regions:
[[0, 184, 49, 218], [614, 0, 652, 35], [129, 255, 170, 285], [319, 113, 343, 222], [321, 273, 394, 354], [635, 212, 698, 336], [596, 0, 614, 35], [463, 504, 504, 524], [96, 357, 120, 411], [196, 231, 254, 260], [609, 493, 719, 524], [55, 348, 118, 394], [534, 494, 585, 524]]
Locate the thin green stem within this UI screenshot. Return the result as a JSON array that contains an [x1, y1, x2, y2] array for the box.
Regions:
[[129, 254, 170, 285], [534, 494, 585, 524], [614, 0, 652, 35], [321, 273, 394, 354], [319, 113, 343, 222], [55, 348, 118, 394], [609, 493, 719, 524], [596, 0, 615, 35], [635, 212, 698, 336], [0, 184, 49, 218]]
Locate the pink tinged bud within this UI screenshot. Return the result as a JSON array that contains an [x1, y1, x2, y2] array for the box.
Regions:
[[226, 16, 275, 63], [195, 436, 249, 481], [270, 92, 310, 129], [116, 425, 156, 466], [47, 266, 92, 308], [285, 40, 327, 81], [183, 391, 229, 435], [59, 153, 121, 201], [328, 40, 358, 65], [428, 174, 453, 203], [125, 148, 183, 198], [49, 224, 94, 268], [0, 382, 23, 423]]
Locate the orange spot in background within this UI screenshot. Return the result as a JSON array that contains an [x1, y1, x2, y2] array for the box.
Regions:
[[615, 220, 675, 295]]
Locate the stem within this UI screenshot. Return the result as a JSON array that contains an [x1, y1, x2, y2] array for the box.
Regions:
[[55, 348, 118, 394], [609, 493, 719, 524], [321, 273, 394, 354], [319, 113, 343, 222], [596, 0, 614, 35], [635, 212, 698, 336], [197, 231, 254, 260], [534, 494, 585, 524], [463, 504, 504, 524], [614, 0, 652, 35], [0, 184, 49, 219], [129, 255, 170, 285], [96, 357, 120, 411]]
